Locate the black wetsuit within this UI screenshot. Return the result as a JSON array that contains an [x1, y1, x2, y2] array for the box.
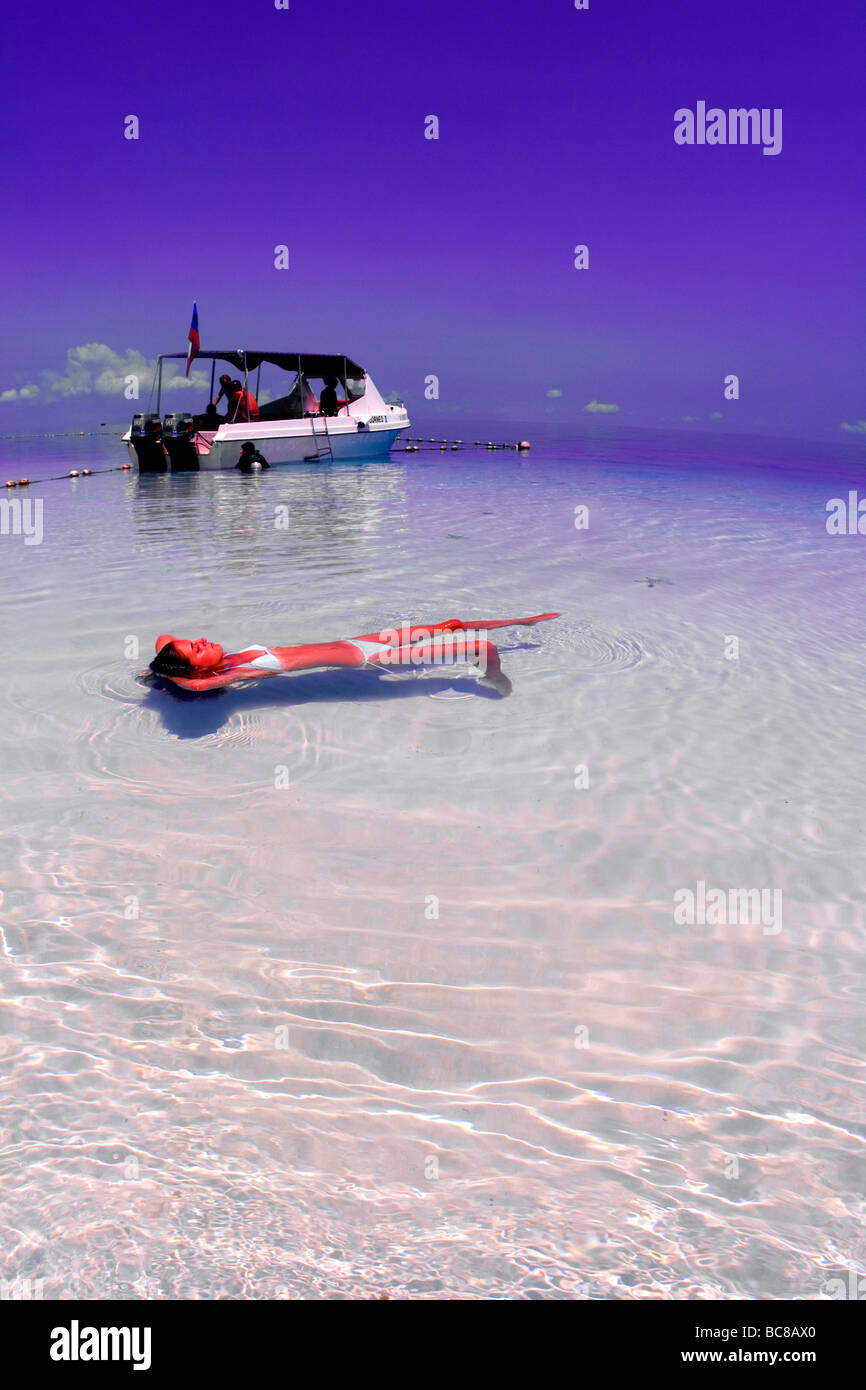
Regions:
[[236, 448, 270, 473]]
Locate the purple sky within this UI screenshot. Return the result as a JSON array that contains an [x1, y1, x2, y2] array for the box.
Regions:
[[1, 0, 863, 438]]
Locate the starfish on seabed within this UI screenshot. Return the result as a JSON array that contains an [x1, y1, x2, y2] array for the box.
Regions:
[[633, 577, 673, 587]]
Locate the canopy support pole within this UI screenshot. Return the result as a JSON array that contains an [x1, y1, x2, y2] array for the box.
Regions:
[[156, 358, 163, 416], [234, 350, 248, 423]]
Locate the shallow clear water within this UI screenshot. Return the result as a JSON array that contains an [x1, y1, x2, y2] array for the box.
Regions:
[[1, 426, 864, 1299]]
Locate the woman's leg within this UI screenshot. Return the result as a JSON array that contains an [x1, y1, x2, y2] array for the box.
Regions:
[[351, 618, 466, 643], [364, 635, 511, 694], [351, 612, 559, 643]]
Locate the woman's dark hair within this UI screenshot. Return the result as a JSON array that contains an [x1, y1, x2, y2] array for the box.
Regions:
[[150, 642, 194, 677]]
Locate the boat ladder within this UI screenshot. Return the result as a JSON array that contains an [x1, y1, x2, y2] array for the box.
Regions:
[[306, 413, 333, 462]]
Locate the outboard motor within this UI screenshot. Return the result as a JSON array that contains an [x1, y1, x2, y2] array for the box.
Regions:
[[130, 413, 167, 472], [162, 413, 200, 471]]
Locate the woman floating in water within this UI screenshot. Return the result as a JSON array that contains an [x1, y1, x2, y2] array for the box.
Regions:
[[150, 612, 560, 696]]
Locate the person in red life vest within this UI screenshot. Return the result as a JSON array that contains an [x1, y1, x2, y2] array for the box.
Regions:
[[224, 379, 258, 422], [148, 613, 561, 697]]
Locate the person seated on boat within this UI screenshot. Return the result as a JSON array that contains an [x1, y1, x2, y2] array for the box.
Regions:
[[194, 402, 222, 430], [235, 442, 270, 473], [319, 376, 341, 417], [227, 379, 260, 423]]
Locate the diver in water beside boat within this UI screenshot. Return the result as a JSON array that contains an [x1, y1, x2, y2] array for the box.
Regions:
[[149, 613, 561, 697], [235, 442, 269, 472]]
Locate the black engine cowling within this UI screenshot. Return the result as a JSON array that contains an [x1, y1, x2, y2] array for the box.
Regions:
[[130, 413, 167, 471], [162, 413, 200, 471]]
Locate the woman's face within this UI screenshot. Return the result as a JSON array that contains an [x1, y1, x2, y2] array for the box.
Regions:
[[173, 637, 224, 670]]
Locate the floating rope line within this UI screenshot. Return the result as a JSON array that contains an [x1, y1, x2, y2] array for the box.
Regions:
[[399, 439, 531, 452], [3, 439, 531, 485], [4, 464, 133, 488]]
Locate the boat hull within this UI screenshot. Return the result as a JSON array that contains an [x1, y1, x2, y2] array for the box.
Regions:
[[126, 419, 407, 469]]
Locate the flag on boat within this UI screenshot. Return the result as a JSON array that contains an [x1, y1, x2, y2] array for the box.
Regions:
[[186, 303, 200, 377]]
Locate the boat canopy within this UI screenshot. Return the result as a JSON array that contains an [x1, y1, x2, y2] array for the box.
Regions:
[[159, 350, 365, 376]]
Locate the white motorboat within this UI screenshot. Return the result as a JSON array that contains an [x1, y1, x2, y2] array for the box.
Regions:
[[124, 349, 409, 470]]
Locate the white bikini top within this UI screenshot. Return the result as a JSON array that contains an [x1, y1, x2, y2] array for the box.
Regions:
[[243, 645, 284, 671]]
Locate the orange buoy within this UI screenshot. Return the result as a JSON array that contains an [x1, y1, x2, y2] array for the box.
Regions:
[[122, 462, 131, 470], [69, 470, 80, 478], [18, 478, 30, 486], [518, 440, 531, 450], [451, 444, 459, 450], [82, 468, 92, 476], [5, 480, 16, 488]]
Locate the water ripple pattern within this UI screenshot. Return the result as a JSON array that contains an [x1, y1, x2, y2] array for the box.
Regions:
[[0, 429, 864, 1299]]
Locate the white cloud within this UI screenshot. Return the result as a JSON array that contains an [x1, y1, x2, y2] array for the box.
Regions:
[[584, 400, 619, 413], [1, 384, 40, 402], [39, 343, 147, 397], [546, 388, 562, 398], [21, 343, 209, 401], [840, 420, 866, 434], [1, 343, 219, 412], [161, 369, 211, 392], [709, 411, 723, 420]]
